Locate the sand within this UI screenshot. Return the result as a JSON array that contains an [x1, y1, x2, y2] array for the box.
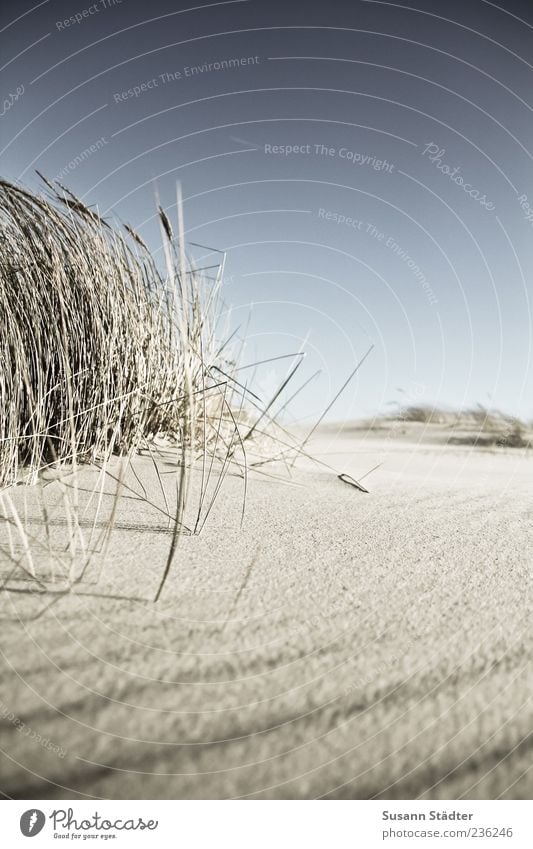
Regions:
[[0, 423, 531, 799]]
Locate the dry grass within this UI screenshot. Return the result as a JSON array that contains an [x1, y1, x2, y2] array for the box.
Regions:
[[0, 176, 253, 600], [0, 177, 227, 486], [0, 177, 370, 603]]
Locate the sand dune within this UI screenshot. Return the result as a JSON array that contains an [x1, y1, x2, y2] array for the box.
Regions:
[[0, 425, 531, 799]]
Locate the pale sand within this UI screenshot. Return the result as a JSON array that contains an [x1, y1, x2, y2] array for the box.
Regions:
[[0, 424, 531, 799]]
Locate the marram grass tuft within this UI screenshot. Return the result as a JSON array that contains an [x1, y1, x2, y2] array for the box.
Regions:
[[0, 177, 229, 487]]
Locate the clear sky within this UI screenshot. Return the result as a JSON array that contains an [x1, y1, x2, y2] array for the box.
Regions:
[[2, 0, 533, 423]]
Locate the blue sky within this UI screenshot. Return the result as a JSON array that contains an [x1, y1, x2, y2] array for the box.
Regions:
[[2, 0, 532, 422]]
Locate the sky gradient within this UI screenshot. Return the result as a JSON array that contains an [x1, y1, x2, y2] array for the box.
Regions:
[[2, 0, 533, 423]]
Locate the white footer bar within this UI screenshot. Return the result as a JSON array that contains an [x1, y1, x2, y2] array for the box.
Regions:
[[3, 799, 531, 848]]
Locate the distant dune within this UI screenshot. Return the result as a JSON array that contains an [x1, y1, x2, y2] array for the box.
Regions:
[[330, 406, 532, 450]]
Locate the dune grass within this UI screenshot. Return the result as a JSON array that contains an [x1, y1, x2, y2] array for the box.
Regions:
[[0, 177, 227, 486], [0, 176, 254, 600], [0, 177, 370, 604]]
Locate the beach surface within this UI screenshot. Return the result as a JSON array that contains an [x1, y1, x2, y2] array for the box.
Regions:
[[1, 423, 531, 799]]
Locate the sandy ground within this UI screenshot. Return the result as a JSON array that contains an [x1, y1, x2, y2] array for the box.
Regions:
[[0, 423, 531, 799]]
